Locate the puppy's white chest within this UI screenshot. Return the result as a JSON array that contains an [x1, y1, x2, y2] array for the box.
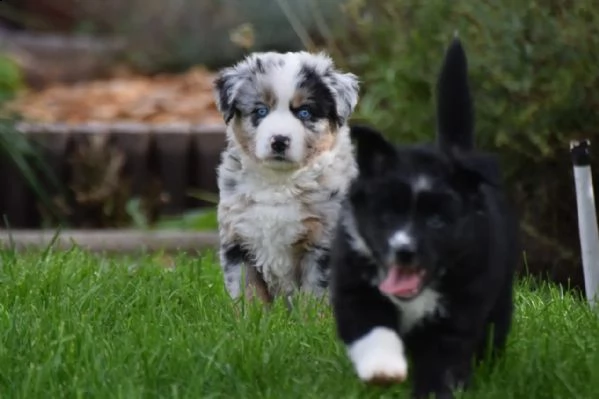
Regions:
[[234, 191, 313, 288], [388, 288, 443, 334], [239, 200, 305, 245]]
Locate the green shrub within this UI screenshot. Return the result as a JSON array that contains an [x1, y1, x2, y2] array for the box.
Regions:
[[73, 0, 346, 72], [0, 54, 24, 102], [0, 118, 64, 225], [332, 0, 599, 289]]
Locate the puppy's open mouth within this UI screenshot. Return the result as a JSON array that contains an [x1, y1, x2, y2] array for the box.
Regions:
[[263, 156, 298, 170], [378, 266, 426, 299]]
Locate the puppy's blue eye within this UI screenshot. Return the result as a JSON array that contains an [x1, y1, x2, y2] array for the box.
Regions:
[[427, 215, 445, 229], [255, 106, 269, 117], [296, 108, 312, 120]]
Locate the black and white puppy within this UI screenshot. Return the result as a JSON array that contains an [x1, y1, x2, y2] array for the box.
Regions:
[[330, 38, 519, 398], [214, 51, 359, 304]]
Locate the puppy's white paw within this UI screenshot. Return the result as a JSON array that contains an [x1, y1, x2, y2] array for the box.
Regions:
[[348, 327, 408, 385]]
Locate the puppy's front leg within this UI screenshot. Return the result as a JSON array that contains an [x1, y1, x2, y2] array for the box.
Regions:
[[220, 242, 272, 304], [219, 242, 245, 299], [349, 326, 408, 385], [333, 282, 408, 384], [243, 261, 273, 304]]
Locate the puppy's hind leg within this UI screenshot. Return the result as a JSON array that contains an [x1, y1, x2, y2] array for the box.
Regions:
[[293, 247, 330, 318], [299, 245, 330, 299], [476, 279, 514, 363]]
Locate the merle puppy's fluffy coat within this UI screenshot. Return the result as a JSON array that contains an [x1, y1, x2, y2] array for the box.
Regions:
[[330, 38, 520, 398], [214, 51, 359, 303]]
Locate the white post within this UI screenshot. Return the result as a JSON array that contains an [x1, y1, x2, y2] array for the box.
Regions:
[[571, 139, 599, 306]]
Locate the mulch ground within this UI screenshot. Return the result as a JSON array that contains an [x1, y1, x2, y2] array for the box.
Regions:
[[6, 67, 223, 125]]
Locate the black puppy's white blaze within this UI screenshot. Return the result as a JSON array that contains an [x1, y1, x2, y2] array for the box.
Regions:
[[331, 38, 519, 399], [388, 229, 414, 256], [214, 51, 360, 300]]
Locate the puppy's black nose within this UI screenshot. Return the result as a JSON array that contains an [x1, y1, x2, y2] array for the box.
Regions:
[[395, 247, 416, 265], [271, 135, 290, 154]]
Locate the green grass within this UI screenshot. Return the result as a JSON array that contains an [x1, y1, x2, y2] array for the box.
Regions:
[[0, 248, 597, 399]]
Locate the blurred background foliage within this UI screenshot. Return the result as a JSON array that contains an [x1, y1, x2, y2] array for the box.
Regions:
[[1, 0, 599, 286], [0, 45, 63, 224], [0, 55, 24, 101], [332, 0, 599, 286], [13, 0, 345, 73]]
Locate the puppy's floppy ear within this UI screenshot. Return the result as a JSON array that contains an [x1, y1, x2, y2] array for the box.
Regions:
[[350, 124, 397, 177], [450, 150, 502, 191], [318, 53, 360, 125], [436, 35, 474, 153], [327, 71, 359, 125], [213, 62, 252, 124]]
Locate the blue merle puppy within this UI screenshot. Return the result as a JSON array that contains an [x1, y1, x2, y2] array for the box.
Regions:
[[213, 51, 360, 304]]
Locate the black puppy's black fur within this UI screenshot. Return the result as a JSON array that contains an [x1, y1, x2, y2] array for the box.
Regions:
[[330, 38, 520, 399]]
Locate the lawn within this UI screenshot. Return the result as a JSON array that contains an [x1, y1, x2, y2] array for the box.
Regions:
[[0, 248, 597, 399]]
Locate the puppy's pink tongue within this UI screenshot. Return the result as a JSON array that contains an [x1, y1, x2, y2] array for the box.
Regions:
[[378, 266, 423, 297]]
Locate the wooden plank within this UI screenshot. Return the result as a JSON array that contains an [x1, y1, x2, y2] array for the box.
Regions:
[[152, 124, 192, 215], [110, 122, 152, 197], [10, 122, 227, 228], [190, 124, 226, 207], [0, 229, 219, 253]]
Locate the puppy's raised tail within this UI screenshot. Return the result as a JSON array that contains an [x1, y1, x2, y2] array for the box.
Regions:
[[436, 36, 474, 152]]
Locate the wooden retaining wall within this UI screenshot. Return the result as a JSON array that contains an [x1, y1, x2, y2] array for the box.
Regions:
[[0, 229, 219, 254], [0, 122, 226, 228]]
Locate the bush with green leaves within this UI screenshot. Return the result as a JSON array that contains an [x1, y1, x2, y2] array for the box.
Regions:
[[332, 0, 599, 289], [0, 55, 24, 102], [0, 56, 63, 226], [0, 117, 64, 226], [72, 0, 345, 72]]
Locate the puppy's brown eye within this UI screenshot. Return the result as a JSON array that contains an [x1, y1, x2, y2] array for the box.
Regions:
[[427, 215, 445, 229]]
